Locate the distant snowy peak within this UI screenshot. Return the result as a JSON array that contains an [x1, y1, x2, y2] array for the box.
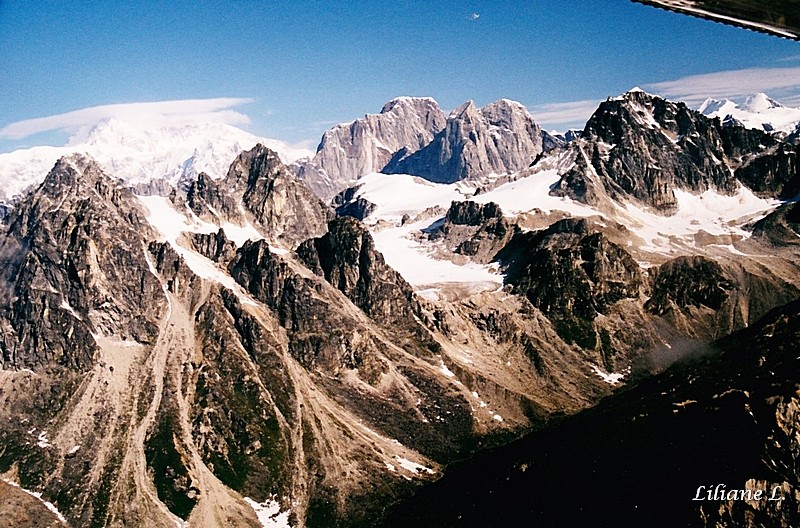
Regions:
[[742, 92, 783, 113], [0, 119, 309, 203], [699, 93, 800, 133]]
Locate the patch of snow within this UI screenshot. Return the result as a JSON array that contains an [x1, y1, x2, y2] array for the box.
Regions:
[[67, 445, 81, 455], [472, 168, 599, 217], [439, 360, 456, 378], [385, 462, 397, 472], [589, 364, 626, 385], [2, 479, 67, 525], [244, 497, 292, 528], [619, 184, 780, 253], [353, 172, 474, 223], [37, 430, 52, 448], [219, 220, 264, 246], [394, 456, 434, 475], [59, 299, 81, 319], [372, 218, 503, 290], [138, 195, 259, 307], [493, 414, 504, 422]]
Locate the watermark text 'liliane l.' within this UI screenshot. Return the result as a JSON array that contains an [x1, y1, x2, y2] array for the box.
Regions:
[[693, 484, 783, 501]]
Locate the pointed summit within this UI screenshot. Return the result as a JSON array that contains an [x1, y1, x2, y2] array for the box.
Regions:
[[742, 92, 783, 113]]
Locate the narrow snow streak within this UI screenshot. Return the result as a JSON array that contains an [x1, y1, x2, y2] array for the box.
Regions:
[[2, 479, 68, 525]]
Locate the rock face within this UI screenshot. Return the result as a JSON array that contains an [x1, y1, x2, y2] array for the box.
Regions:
[[645, 256, 732, 316], [296, 216, 418, 328], [0, 155, 164, 370], [384, 99, 545, 184], [428, 201, 514, 263], [225, 144, 334, 247], [499, 218, 644, 350], [550, 89, 799, 212], [332, 185, 377, 220], [753, 202, 800, 245], [296, 97, 446, 200]]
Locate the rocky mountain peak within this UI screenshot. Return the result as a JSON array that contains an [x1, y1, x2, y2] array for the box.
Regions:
[[381, 95, 441, 115], [40, 153, 105, 192], [449, 100, 479, 119], [226, 142, 285, 191], [551, 90, 747, 212], [295, 97, 446, 201], [223, 144, 332, 246], [384, 98, 545, 184]]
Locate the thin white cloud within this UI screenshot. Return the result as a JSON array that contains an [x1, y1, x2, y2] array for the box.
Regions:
[[644, 66, 800, 105], [530, 99, 602, 127], [0, 97, 254, 140]]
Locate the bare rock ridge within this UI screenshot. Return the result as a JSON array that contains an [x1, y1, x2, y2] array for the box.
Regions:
[[498, 218, 644, 353], [296, 216, 419, 329], [550, 89, 800, 212], [0, 154, 164, 371], [384, 99, 545, 184], [226, 144, 334, 246], [297, 97, 549, 200], [187, 143, 334, 247], [296, 97, 446, 200]]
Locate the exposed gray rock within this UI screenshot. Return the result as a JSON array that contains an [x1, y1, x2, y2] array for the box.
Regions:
[[296, 97, 446, 200], [0, 155, 164, 370], [645, 256, 732, 315], [427, 201, 514, 263], [550, 90, 800, 213], [385, 99, 545, 184], [332, 185, 377, 220], [296, 216, 418, 328], [185, 171, 244, 223], [752, 202, 800, 245], [189, 228, 237, 263], [499, 218, 644, 350], [226, 144, 334, 247]]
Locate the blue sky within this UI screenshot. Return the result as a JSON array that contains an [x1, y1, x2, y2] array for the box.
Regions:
[[1, 0, 799, 153]]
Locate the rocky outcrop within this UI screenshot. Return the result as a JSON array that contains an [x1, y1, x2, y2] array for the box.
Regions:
[[645, 256, 732, 316], [226, 144, 334, 247], [733, 140, 799, 199], [429, 201, 514, 263], [296, 217, 417, 326], [499, 218, 643, 349], [189, 228, 237, 262], [385, 99, 545, 184], [185, 171, 243, 223], [551, 90, 743, 212], [0, 155, 165, 370], [296, 97, 446, 200], [752, 202, 800, 245], [332, 185, 377, 220]]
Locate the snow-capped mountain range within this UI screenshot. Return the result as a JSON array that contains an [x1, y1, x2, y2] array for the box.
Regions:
[[698, 92, 800, 133], [0, 119, 311, 202], [0, 89, 799, 528]]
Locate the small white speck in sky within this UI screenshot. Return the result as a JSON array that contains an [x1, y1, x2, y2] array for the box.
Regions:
[[469, 13, 480, 21]]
